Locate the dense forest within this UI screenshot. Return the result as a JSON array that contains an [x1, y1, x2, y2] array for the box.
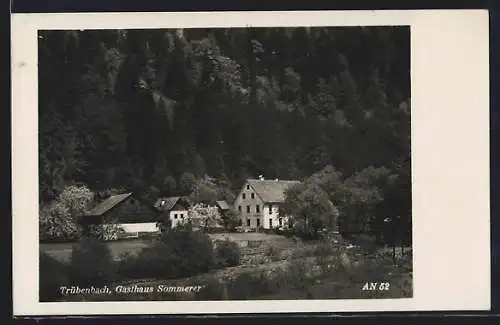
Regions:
[[38, 27, 410, 221]]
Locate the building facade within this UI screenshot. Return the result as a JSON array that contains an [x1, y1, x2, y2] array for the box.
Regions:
[[154, 196, 191, 229], [233, 178, 300, 230], [79, 192, 161, 239]]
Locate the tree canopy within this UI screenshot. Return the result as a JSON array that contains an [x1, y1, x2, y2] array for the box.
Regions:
[[39, 27, 410, 217]]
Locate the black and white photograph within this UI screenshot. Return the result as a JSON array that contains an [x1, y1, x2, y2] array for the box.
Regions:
[[11, 10, 490, 315], [37, 25, 412, 302]]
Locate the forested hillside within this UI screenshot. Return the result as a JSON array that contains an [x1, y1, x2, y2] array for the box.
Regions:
[[38, 27, 410, 206]]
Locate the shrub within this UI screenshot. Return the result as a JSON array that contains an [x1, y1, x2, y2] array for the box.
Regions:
[[198, 270, 289, 301], [39, 184, 94, 242], [39, 202, 81, 242], [188, 203, 222, 230], [227, 273, 263, 299], [159, 225, 216, 277], [248, 255, 267, 265], [117, 224, 216, 280], [390, 271, 413, 297], [224, 270, 296, 300], [287, 259, 313, 292], [273, 228, 294, 237], [291, 244, 316, 259], [157, 212, 172, 233], [314, 253, 330, 276], [204, 227, 227, 234], [266, 246, 282, 261], [39, 252, 69, 302], [255, 271, 283, 295], [215, 239, 241, 267], [314, 244, 348, 277], [88, 224, 121, 241], [68, 236, 116, 286], [259, 269, 289, 294], [314, 242, 333, 257], [116, 247, 181, 280], [197, 278, 227, 300]]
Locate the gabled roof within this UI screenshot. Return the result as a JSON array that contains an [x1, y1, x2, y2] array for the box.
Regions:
[[85, 192, 133, 217], [216, 200, 230, 210], [247, 179, 301, 203], [154, 196, 191, 211]]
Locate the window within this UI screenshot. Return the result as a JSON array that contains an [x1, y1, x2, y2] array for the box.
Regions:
[[251, 193, 255, 199], [180, 214, 184, 219], [242, 193, 246, 199], [269, 219, 273, 228], [247, 219, 251, 226], [246, 185, 250, 190], [246, 205, 250, 213], [256, 218, 260, 227], [269, 205, 272, 214], [256, 205, 260, 213], [239, 219, 243, 226], [238, 205, 242, 212], [174, 214, 178, 219], [279, 218, 283, 226]]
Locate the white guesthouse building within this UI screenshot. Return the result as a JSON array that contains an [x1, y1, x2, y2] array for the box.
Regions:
[[233, 177, 300, 230]]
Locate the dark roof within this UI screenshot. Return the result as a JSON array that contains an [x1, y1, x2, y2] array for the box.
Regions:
[[216, 200, 230, 210], [247, 179, 301, 203], [154, 196, 191, 211], [85, 192, 133, 216]]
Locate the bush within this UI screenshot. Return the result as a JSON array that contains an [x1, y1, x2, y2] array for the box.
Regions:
[[116, 247, 186, 280], [287, 259, 313, 292], [255, 271, 285, 295], [39, 252, 69, 302], [266, 246, 282, 261], [159, 225, 216, 277], [314, 242, 333, 257], [115, 251, 154, 279], [215, 239, 241, 267], [221, 209, 240, 231], [39, 184, 94, 242], [68, 236, 116, 286], [197, 272, 284, 300], [204, 227, 227, 234], [273, 228, 294, 237], [39, 202, 82, 242], [117, 224, 216, 280], [197, 278, 227, 300], [390, 270, 413, 297], [291, 244, 316, 259], [226, 273, 264, 299], [88, 224, 121, 241], [313, 243, 347, 277], [223, 270, 296, 300]]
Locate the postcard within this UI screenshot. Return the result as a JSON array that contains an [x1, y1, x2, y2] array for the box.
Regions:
[[11, 9, 490, 315]]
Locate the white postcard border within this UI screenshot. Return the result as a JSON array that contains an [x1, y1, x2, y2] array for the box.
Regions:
[[11, 10, 490, 315]]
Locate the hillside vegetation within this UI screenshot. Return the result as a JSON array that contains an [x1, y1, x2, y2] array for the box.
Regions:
[[39, 27, 410, 239]]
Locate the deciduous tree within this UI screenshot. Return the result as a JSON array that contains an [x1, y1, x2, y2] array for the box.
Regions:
[[39, 184, 94, 242]]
